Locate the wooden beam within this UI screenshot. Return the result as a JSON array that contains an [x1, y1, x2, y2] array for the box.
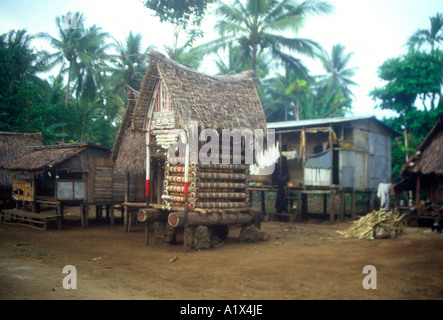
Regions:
[[168, 211, 256, 228], [415, 174, 421, 207]]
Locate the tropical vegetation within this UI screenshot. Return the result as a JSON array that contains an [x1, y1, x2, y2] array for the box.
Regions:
[[0, 2, 441, 184]]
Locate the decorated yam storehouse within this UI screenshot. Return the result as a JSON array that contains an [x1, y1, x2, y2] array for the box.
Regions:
[[112, 51, 269, 245]]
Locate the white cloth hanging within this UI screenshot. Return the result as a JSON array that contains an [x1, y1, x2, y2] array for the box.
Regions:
[[377, 183, 390, 210]]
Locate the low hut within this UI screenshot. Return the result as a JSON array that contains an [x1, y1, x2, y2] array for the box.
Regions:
[[1, 143, 121, 229], [113, 51, 268, 247], [0, 132, 43, 207], [394, 113, 443, 221]]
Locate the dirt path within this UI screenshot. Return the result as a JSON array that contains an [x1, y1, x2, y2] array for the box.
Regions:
[[1, 218, 443, 300]]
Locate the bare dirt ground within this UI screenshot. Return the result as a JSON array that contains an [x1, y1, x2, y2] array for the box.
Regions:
[[1, 207, 443, 301]]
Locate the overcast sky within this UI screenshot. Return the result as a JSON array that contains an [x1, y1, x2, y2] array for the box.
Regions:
[[0, 0, 441, 119]]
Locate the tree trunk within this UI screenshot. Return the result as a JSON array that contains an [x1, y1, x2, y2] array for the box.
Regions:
[[168, 211, 256, 228], [65, 62, 71, 106], [251, 44, 257, 78]]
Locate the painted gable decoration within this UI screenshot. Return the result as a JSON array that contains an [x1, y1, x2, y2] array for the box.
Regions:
[[150, 80, 174, 130]]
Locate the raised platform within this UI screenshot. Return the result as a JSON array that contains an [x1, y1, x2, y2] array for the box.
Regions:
[[1, 209, 61, 230]]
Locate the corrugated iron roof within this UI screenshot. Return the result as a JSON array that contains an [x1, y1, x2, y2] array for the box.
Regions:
[[267, 115, 398, 136]]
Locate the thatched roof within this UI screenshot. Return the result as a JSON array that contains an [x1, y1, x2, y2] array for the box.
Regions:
[[1, 143, 110, 175], [402, 113, 443, 176], [0, 132, 43, 188], [111, 85, 140, 162], [113, 50, 267, 175]]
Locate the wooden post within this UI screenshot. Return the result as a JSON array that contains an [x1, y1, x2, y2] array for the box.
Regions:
[[31, 202, 39, 213], [323, 194, 327, 217], [301, 193, 308, 220], [80, 203, 88, 228], [146, 131, 151, 207], [261, 190, 265, 217], [57, 202, 63, 230], [124, 172, 129, 232], [110, 205, 114, 226], [95, 205, 101, 222], [330, 189, 335, 223], [351, 190, 356, 219], [183, 140, 190, 251], [145, 221, 149, 246], [340, 191, 345, 221], [415, 173, 421, 207], [128, 208, 133, 233]]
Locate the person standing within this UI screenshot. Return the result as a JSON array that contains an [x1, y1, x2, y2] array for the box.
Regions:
[[275, 172, 288, 214]]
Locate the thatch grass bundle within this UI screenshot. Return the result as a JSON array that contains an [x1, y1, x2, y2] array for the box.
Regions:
[[337, 209, 406, 240]]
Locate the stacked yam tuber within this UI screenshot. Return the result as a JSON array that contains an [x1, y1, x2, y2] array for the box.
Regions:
[[337, 209, 406, 240]]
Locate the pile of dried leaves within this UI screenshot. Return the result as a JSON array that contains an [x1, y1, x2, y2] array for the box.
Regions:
[[337, 209, 406, 240]]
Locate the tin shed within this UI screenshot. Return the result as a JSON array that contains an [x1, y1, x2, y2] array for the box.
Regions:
[[253, 116, 398, 222]]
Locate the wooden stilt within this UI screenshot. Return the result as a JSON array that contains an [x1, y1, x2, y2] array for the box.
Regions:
[[145, 221, 149, 245], [415, 174, 421, 207], [323, 194, 327, 217], [330, 189, 335, 223], [351, 190, 356, 219], [110, 205, 115, 226], [340, 191, 345, 221], [261, 190, 265, 217]]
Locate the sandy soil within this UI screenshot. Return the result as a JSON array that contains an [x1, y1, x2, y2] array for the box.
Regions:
[[1, 208, 443, 301]]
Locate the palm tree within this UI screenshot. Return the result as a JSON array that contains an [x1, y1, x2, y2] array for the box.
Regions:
[[263, 67, 309, 121], [0, 29, 49, 87], [193, 0, 333, 77], [407, 12, 443, 52], [108, 31, 151, 92], [318, 43, 358, 100], [38, 12, 87, 105], [74, 24, 111, 142], [214, 42, 272, 77], [307, 82, 350, 119]]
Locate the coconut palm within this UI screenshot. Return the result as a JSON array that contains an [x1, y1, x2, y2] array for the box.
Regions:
[[38, 12, 87, 105], [318, 43, 358, 100], [108, 31, 151, 92], [407, 12, 443, 52], [193, 0, 333, 77], [74, 24, 111, 142], [263, 67, 309, 121], [0, 29, 49, 87]]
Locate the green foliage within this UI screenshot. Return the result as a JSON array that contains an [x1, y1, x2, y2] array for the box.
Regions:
[[0, 16, 129, 147], [376, 12, 443, 182], [407, 12, 443, 52], [370, 50, 443, 115], [144, 0, 216, 28], [193, 0, 333, 77], [383, 108, 441, 182], [263, 42, 355, 122]]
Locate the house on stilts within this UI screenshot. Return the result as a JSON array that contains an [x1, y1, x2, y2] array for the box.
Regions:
[[394, 113, 443, 226], [1, 143, 124, 229], [251, 116, 398, 222], [112, 50, 269, 248]]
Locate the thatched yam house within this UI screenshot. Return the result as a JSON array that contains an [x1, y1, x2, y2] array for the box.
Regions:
[[0, 132, 43, 207], [113, 51, 267, 246], [395, 113, 443, 218], [1, 143, 122, 228]]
